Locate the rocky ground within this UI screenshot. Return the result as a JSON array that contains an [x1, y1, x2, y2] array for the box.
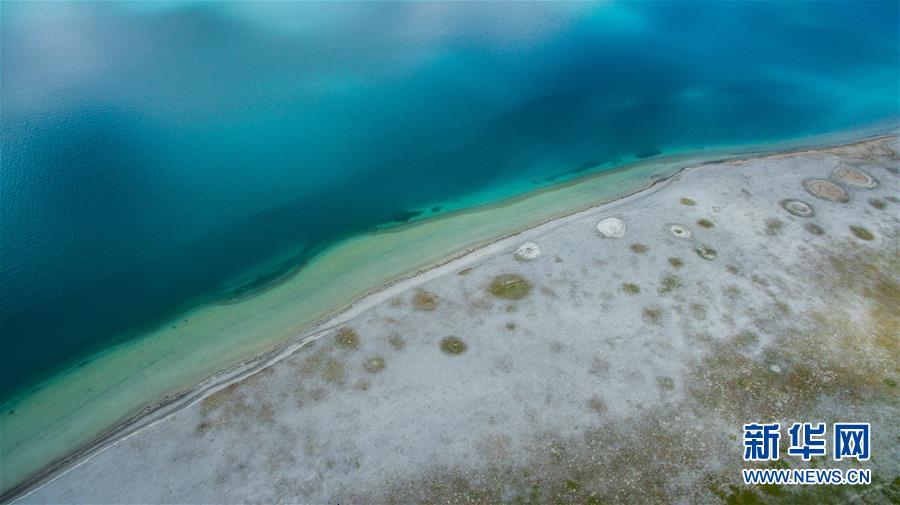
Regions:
[[16, 137, 899, 504]]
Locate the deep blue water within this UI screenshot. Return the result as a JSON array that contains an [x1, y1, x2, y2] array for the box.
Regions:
[[1, 1, 898, 399]]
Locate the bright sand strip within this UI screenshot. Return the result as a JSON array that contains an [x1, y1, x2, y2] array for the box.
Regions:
[[0, 125, 895, 497]]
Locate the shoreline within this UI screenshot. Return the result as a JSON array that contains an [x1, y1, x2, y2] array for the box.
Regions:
[[14, 130, 900, 504], [2, 125, 898, 501]]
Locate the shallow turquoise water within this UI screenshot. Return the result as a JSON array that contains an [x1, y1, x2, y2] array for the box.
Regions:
[[1, 1, 898, 399]]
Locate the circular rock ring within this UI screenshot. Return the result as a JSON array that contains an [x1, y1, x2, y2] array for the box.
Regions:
[[834, 165, 878, 188], [803, 178, 848, 203], [668, 224, 692, 238], [780, 199, 815, 217]]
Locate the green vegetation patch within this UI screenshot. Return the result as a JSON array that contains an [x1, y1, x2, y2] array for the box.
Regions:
[[764, 218, 784, 236], [197, 375, 278, 432], [335, 327, 360, 349], [690, 303, 707, 321], [734, 330, 760, 348], [642, 306, 663, 325], [849, 225, 875, 241], [657, 377, 675, 391], [622, 283, 641, 295], [804, 223, 825, 236], [440, 336, 467, 355], [724, 285, 742, 299], [697, 218, 714, 228], [388, 335, 406, 350], [658, 274, 683, 295], [413, 290, 440, 311], [668, 257, 684, 268], [322, 357, 346, 385], [488, 274, 532, 300], [587, 395, 606, 413], [868, 198, 886, 210], [564, 479, 581, 492], [680, 198, 696, 206], [201, 383, 241, 412], [631, 243, 649, 254]]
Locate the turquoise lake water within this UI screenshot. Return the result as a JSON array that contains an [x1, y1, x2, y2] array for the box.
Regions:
[[1, 1, 898, 400]]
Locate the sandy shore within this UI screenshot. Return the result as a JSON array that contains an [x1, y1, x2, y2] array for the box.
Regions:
[[9, 135, 899, 503]]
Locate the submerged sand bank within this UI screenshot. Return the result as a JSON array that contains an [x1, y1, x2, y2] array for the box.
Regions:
[[3, 129, 898, 501]]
